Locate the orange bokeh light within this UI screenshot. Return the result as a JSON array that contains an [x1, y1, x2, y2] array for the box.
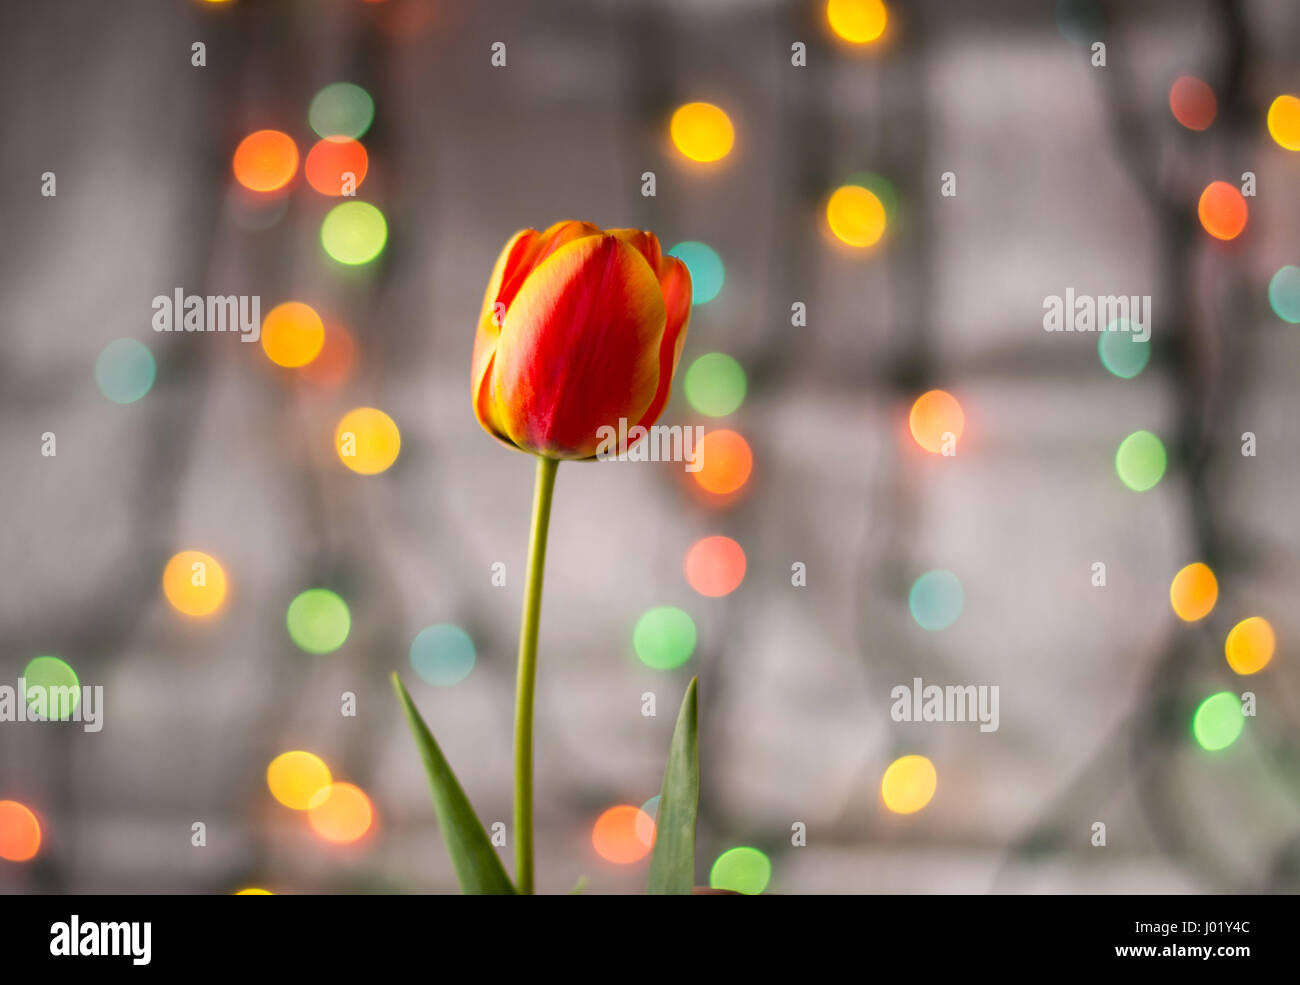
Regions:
[[684, 535, 747, 597], [261, 301, 325, 368], [1197, 181, 1247, 240], [307, 782, 374, 844], [1169, 76, 1216, 131], [591, 805, 655, 864], [304, 137, 369, 196], [908, 389, 964, 454], [299, 322, 356, 386], [693, 429, 753, 496], [232, 130, 299, 193], [0, 800, 42, 862]]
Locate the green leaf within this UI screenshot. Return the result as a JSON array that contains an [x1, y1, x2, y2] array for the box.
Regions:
[[392, 673, 516, 895], [647, 676, 700, 895]]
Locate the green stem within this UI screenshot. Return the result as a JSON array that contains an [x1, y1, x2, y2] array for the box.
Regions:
[[513, 454, 558, 894]]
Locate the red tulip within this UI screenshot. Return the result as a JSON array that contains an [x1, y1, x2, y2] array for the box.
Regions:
[[472, 221, 692, 459]]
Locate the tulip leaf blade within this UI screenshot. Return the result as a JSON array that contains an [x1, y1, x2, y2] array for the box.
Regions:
[[647, 676, 700, 895], [392, 672, 517, 895]]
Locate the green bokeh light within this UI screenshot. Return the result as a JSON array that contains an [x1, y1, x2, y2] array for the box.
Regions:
[[23, 655, 80, 719], [95, 338, 155, 404], [1268, 265, 1300, 324], [632, 606, 697, 670], [683, 352, 747, 417], [1115, 430, 1167, 491], [309, 82, 375, 139], [286, 589, 351, 654], [667, 241, 724, 305], [1098, 319, 1151, 379], [1193, 691, 1244, 751], [908, 570, 964, 631], [710, 846, 771, 895], [409, 624, 476, 686], [321, 201, 388, 265]]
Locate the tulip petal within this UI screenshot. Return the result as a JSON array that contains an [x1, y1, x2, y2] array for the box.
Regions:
[[634, 253, 691, 433]]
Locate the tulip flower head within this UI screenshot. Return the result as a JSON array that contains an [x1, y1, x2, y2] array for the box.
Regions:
[[472, 221, 692, 459]]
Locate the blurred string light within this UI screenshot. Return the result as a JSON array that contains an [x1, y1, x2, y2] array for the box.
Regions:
[[632, 606, 697, 670], [335, 407, 401, 474], [1268, 265, 1300, 324], [162, 550, 228, 617], [309, 82, 375, 140], [881, 754, 937, 814], [692, 429, 753, 496], [307, 782, 374, 843], [305, 137, 369, 197], [826, 0, 887, 44], [1267, 94, 1300, 151], [267, 751, 332, 810], [844, 171, 899, 222], [683, 352, 746, 417], [1169, 76, 1216, 131], [1169, 562, 1217, 622], [22, 656, 79, 719], [232, 129, 299, 193], [908, 570, 963, 631], [0, 801, 42, 862], [409, 624, 476, 686], [826, 184, 887, 248], [667, 242, 724, 304], [684, 535, 746, 597], [591, 805, 655, 864], [1114, 429, 1166, 491], [286, 589, 351, 654], [669, 102, 734, 163], [1225, 617, 1275, 675], [1197, 181, 1247, 241], [1098, 320, 1150, 378], [1192, 692, 1244, 751], [260, 301, 325, 368], [908, 389, 964, 454], [95, 338, 155, 404], [321, 201, 388, 265], [709, 846, 771, 894], [300, 322, 356, 386]]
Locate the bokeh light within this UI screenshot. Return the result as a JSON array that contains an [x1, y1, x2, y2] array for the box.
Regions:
[[0, 801, 42, 862], [692, 429, 753, 496], [881, 754, 937, 814], [22, 655, 80, 719], [260, 301, 325, 368], [94, 338, 155, 405], [1225, 617, 1275, 675], [1267, 94, 1300, 151], [709, 846, 771, 894], [1098, 320, 1151, 378], [1193, 692, 1244, 751], [845, 171, 900, 222], [1169, 76, 1216, 131], [826, 0, 888, 44], [299, 322, 356, 386], [669, 102, 734, 163], [162, 550, 228, 617], [309, 82, 375, 139], [592, 805, 655, 864], [321, 201, 388, 265], [1169, 562, 1217, 622], [1115, 430, 1166, 491], [232, 129, 299, 193], [266, 751, 332, 810], [1267, 265, 1300, 324], [307, 782, 374, 844], [304, 137, 369, 197], [632, 606, 697, 670], [683, 352, 746, 417], [1197, 181, 1247, 241], [235, 888, 273, 895], [335, 407, 401, 474], [409, 624, 476, 686], [908, 569, 964, 631], [684, 535, 746, 597], [908, 389, 964, 454], [826, 184, 887, 248], [286, 589, 351, 654], [667, 241, 724, 304]]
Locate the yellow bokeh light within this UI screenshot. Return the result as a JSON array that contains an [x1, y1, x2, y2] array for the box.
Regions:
[[881, 754, 936, 814], [335, 407, 401, 475], [826, 185, 887, 248], [235, 888, 273, 895], [1267, 94, 1300, 151], [261, 302, 325, 368], [266, 750, 332, 810], [1225, 617, 1275, 675], [827, 0, 888, 44], [307, 782, 374, 844], [1169, 562, 1218, 622], [670, 102, 735, 163], [162, 550, 228, 617]]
